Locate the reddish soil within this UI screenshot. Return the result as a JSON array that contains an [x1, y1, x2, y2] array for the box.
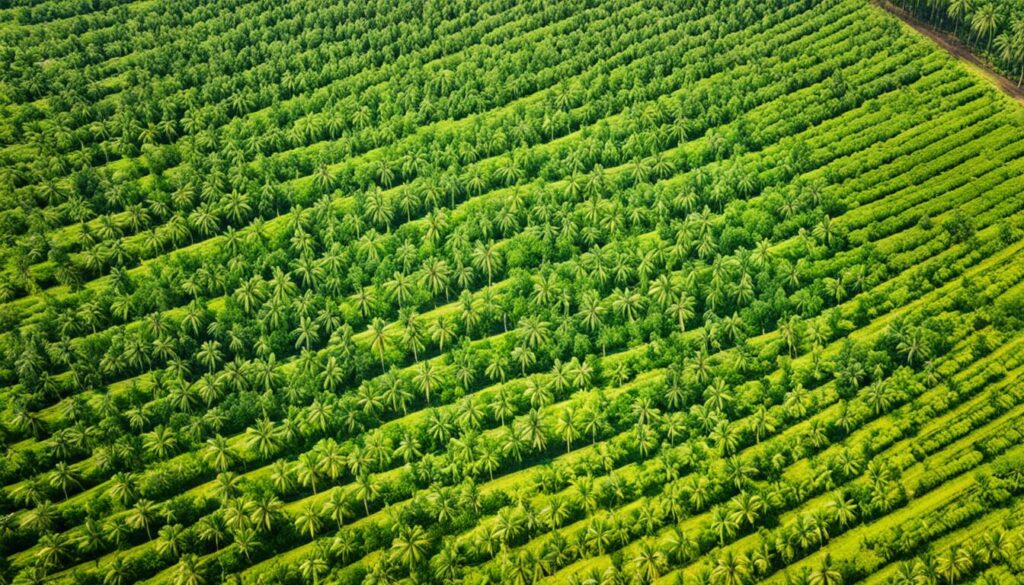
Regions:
[[874, 0, 1024, 105]]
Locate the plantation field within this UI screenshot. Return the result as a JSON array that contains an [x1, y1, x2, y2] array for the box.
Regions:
[[1, 0, 1024, 584]]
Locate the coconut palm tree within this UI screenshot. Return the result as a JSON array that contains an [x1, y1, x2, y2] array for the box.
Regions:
[[368, 317, 391, 371], [947, 0, 974, 34], [391, 524, 431, 570], [711, 550, 751, 585], [196, 515, 227, 552], [353, 474, 379, 516], [202, 435, 236, 473], [295, 452, 323, 496], [632, 541, 668, 583], [299, 549, 329, 585], [293, 502, 323, 540], [127, 499, 160, 540], [971, 3, 1000, 50], [808, 554, 843, 585], [245, 418, 280, 459], [48, 462, 80, 500]]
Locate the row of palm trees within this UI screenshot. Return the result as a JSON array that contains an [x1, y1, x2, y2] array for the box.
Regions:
[[0, 0, 809, 316], [0, 72, 921, 581], [895, 0, 1024, 85]]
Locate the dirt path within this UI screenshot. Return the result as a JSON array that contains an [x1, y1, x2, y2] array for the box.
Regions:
[[873, 0, 1024, 106]]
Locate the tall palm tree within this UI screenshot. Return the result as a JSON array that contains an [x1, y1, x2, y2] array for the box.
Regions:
[[971, 3, 1000, 50], [471, 241, 502, 285], [353, 474, 379, 516], [947, 0, 974, 34], [322, 489, 347, 530], [245, 418, 280, 459], [368, 318, 391, 371]]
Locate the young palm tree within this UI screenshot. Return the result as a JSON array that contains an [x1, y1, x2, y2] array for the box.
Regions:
[[321, 489, 347, 531]]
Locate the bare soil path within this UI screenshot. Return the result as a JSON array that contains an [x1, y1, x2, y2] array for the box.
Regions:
[[874, 0, 1024, 105]]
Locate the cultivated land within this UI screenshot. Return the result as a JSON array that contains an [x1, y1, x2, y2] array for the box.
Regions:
[[1, 1, 1023, 584]]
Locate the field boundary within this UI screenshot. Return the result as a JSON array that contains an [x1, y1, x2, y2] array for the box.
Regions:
[[872, 0, 1024, 106]]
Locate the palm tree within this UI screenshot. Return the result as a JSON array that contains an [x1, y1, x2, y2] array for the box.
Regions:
[[971, 3, 1000, 50], [430, 316, 456, 354], [391, 524, 431, 570], [353, 474, 379, 516], [947, 0, 974, 34], [154, 523, 186, 559], [936, 544, 973, 584], [322, 489, 347, 530], [172, 554, 205, 585], [808, 554, 843, 585], [662, 526, 698, 564], [729, 491, 764, 528], [76, 518, 108, 563], [710, 505, 740, 547], [632, 541, 668, 584], [245, 418, 280, 459], [295, 452, 323, 496], [293, 503, 323, 540], [196, 340, 223, 372], [299, 549, 329, 585], [368, 318, 391, 371], [36, 531, 71, 569], [144, 425, 179, 460], [48, 462, 80, 500], [670, 292, 696, 333], [610, 287, 645, 322], [413, 360, 445, 404], [232, 526, 260, 563], [108, 472, 139, 506], [826, 492, 858, 528], [516, 316, 551, 350], [196, 515, 227, 552], [248, 494, 282, 532], [202, 435, 236, 473], [104, 556, 133, 585], [554, 407, 580, 452], [471, 241, 502, 285], [897, 328, 928, 366], [711, 550, 751, 585], [128, 498, 159, 540]]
